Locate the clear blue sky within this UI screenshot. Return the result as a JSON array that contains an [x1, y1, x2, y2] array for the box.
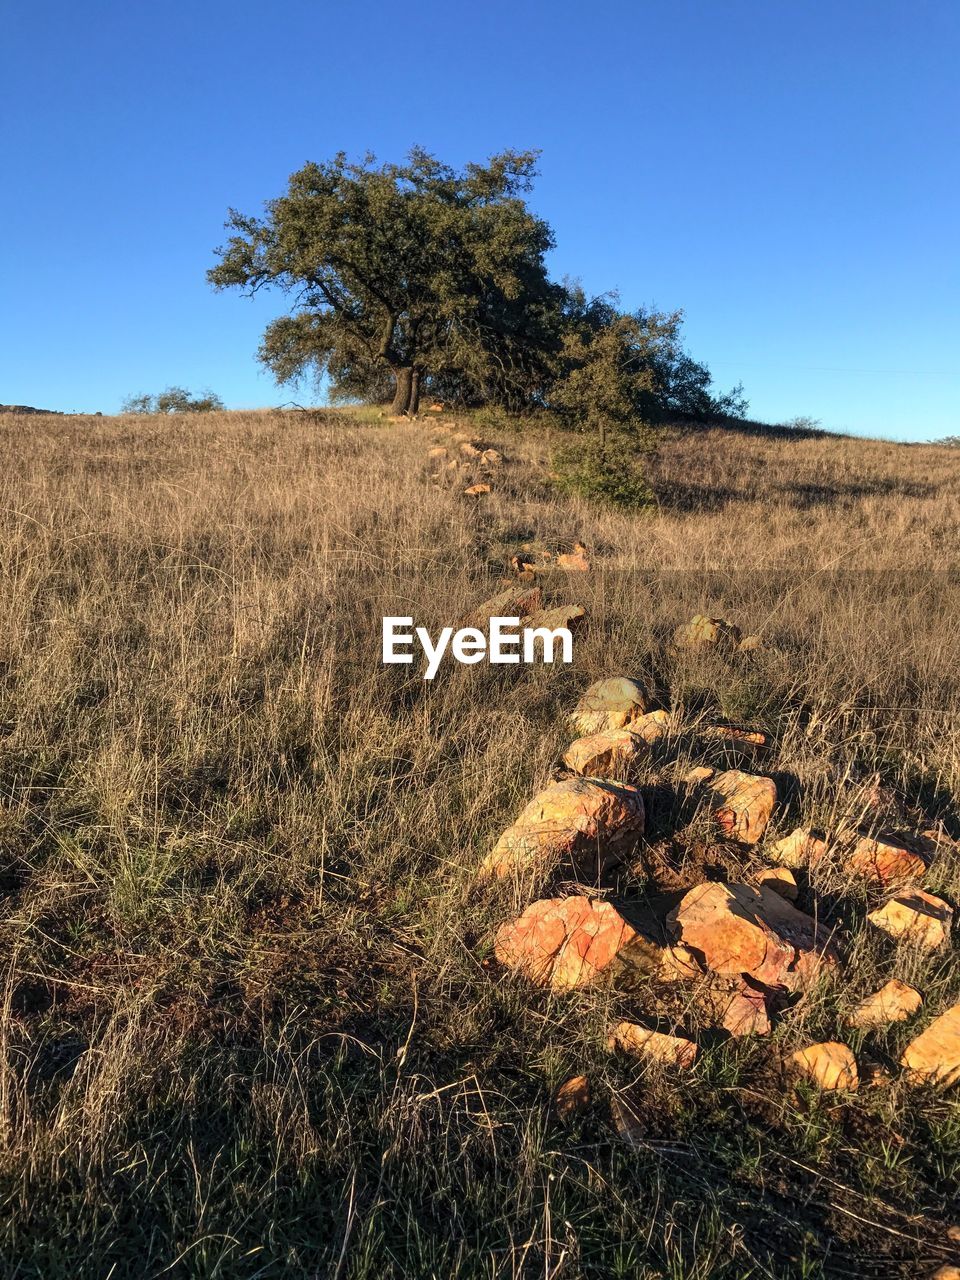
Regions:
[[3, 0, 957, 439]]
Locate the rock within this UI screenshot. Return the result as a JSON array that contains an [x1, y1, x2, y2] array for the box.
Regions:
[[460, 440, 483, 457], [768, 827, 831, 869], [684, 765, 716, 784], [673, 615, 741, 650], [480, 777, 645, 881], [557, 544, 590, 571], [569, 677, 649, 736], [554, 1073, 591, 1120], [463, 483, 491, 496], [427, 445, 449, 459], [699, 978, 771, 1037], [667, 881, 838, 992], [946, 1225, 960, 1243], [738, 634, 763, 651], [607, 1021, 698, 1069], [901, 1002, 960, 1087], [786, 1042, 859, 1091], [755, 867, 799, 901], [562, 728, 650, 780], [930, 1268, 960, 1280], [867, 890, 953, 950], [701, 724, 771, 751], [494, 896, 661, 991], [848, 835, 930, 885], [846, 979, 923, 1030], [710, 770, 777, 844], [658, 944, 703, 982], [523, 604, 586, 634], [632, 709, 671, 744], [481, 448, 504, 467], [464, 584, 542, 627]]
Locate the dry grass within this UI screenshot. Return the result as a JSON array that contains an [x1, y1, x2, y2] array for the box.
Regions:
[[0, 408, 958, 1279]]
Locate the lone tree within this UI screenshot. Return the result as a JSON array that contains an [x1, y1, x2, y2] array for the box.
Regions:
[[208, 148, 559, 416]]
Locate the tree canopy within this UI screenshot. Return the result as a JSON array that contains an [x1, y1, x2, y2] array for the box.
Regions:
[[209, 148, 745, 426]]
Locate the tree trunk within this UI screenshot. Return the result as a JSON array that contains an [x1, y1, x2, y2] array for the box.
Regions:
[[408, 368, 421, 418], [391, 367, 413, 416]]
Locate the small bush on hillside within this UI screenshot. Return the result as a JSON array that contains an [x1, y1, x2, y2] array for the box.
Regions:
[[782, 415, 822, 432], [552, 430, 656, 509], [122, 387, 225, 414]]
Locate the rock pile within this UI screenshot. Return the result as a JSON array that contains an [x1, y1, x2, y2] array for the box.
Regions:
[[478, 626, 957, 1095]]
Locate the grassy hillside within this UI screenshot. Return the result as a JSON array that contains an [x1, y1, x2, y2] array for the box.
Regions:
[[0, 409, 958, 1279]]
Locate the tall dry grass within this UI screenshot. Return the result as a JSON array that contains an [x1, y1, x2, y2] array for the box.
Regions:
[[0, 408, 958, 1279]]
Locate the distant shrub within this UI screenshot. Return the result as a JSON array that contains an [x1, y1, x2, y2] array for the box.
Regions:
[[122, 387, 224, 414], [782, 415, 822, 432], [552, 431, 656, 510], [933, 435, 960, 446]]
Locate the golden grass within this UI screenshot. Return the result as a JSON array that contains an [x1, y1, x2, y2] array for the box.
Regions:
[[0, 408, 958, 1278]]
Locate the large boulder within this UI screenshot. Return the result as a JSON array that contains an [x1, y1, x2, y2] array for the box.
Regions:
[[667, 880, 838, 992], [494, 895, 661, 991], [562, 728, 650, 780], [480, 777, 645, 881], [569, 677, 649, 736], [710, 770, 777, 844], [901, 1003, 960, 1088]]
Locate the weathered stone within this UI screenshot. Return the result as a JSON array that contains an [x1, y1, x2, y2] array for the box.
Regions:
[[755, 867, 799, 901], [711, 770, 777, 844], [684, 765, 716, 784], [632, 709, 671, 744], [481, 777, 645, 881], [557, 543, 590, 571], [738, 634, 763, 651], [846, 979, 923, 1030], [427, 445, 449, 459], [464, 482, 491, 496], [494, 896, 660, 991], [698, 978, 771, 1037], [523, 603, 586, 633], [554, 1073, 591, 1120], [901, 1003, 960, 1088], [768, 827, 831, 869], [481, 448, 504, 467], [562, 728, 649, 780], [848, 835, 930, 885], [673, 614, 741, 649], [460, 440, 483, 457], [667, 881, 838, 992], [569, 677, 649, 736], [867, 890, 953, 950], [464, 584, 542, 627], [658, 944, 703, 982], [786, 1041, 859, 1091], [701, 724, 771, 750], [607, 1021, 698, 1068]]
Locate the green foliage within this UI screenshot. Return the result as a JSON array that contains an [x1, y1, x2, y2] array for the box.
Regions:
[[207, 148, 748, 424], [208, 148, 562, 415], [552, 430, 657, 509], [122, 387, 224, 414]]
